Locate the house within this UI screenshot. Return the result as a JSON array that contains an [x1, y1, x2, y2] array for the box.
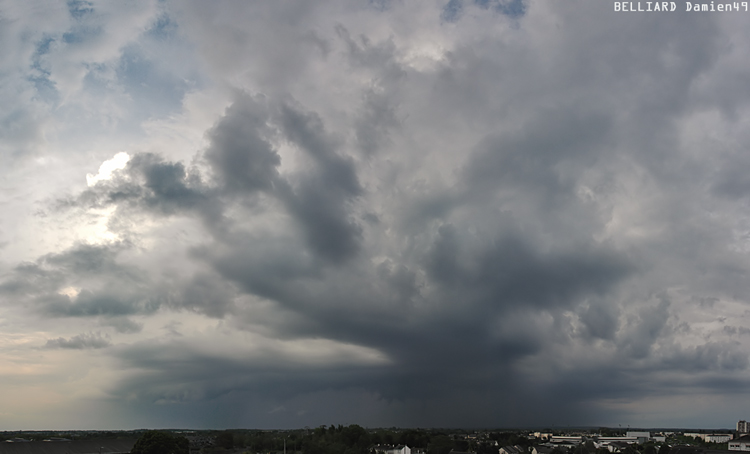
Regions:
[[686, 434, 732, 444], [550, 437, 584, 445], [532, 433, 553, 441], [703, 435, 732, 443], [374, 444, 412, 454], [533, 446, 554, 454], [626, 432, 650, 444], [729, 435, 750, 451], [500, 445, 525, 454], [607, 441, 633, 452]]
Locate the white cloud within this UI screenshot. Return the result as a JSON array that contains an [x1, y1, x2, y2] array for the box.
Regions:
[[86, 151, 130, 187]]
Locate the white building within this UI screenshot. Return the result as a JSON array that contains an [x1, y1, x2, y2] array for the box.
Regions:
[[740, 421, 750, 435], [532, 433, 553, 441], [729, 435, 750, 451], [685, 433, 732, 443], [626, 432, 650, 444], [550, 436, 584, 444], [706, 435, 732, 443], [383, 445, 411, 454]]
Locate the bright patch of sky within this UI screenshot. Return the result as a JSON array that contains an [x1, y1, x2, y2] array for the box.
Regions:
[[86, 151, 130, 186]]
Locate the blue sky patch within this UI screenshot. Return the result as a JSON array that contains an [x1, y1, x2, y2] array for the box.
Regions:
[[442, 0, 526, 22], [146, 13, 178, 40], [67, 0, 94, 19]]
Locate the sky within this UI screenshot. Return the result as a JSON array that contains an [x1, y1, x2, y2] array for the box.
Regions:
[[1, 0, 750, 431]]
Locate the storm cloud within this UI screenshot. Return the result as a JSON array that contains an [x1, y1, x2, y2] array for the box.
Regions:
[[1, 0, 750, 431]]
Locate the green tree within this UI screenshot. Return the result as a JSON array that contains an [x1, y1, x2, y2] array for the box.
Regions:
[[216, 431, 234, 449], [428, 435, 454, 454], [130, 431, 189, 454]]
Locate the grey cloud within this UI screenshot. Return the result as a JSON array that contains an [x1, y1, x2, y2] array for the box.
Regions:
[[335, 25, 406, 85], [0, 242, 160, 319], [276, 102, 364, 263], [103, 316, 143, 334], [724, 325, 750, 336], [0, 105, 46, 158], [278, 103, 361, 197], [0, 243, 126, 298], [5, 0, 750, 430], [203, 235, 317, 306], [463, 107, 613, 203], [128, 153, 208, 215], [74, 152, 212, 218], [711, 155, 750, 200], [41, 289, 159, 318], [426, 224, 633, 311], [577, 299, 619, 341], [662, 341, 750, 372], [354, 88, 401, 157], [0, 261, 66, 297], [178, 272, 236, 318], [45, 331, 111, 349], [107, 338, 387, 408], [277, 181, 363, 264], [204, 93, 281, 194], [619, 298, 672, 360]]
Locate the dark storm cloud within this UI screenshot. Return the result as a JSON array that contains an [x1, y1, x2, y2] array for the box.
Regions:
[[277, 103, 361, 196], [463, 107, 613, 201], [577, 299, 619, 341], [60, 79, 636, 423], [426, 224, 632, 310], [6, 0, 750, 430], [205, 95, 364, 263], [179, 272, 237, 318], [103, 335, 392, 417], [274, 103, 364, 263], [204, 93, 281, 194], [618, 298, 672, 360]]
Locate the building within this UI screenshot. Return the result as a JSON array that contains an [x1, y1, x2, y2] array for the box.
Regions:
[[376, 445, 411, 454], [550, 436, 584, 445], [607, 442, 633, 453], [739, 421, 750, 435], [532, 433, 553, 441], [729, 435, 750, 451], [626, 432, 650, 444], [533, 446, 554, 454], [500, 446, 525, 454], [595, 437, 637, 451], [686, 433, 732, 444], [705, 435, 732, 443]]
